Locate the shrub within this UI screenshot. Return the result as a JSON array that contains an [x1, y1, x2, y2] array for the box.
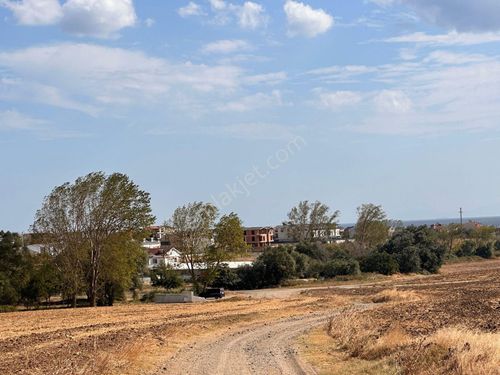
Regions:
[[381, 226, 445, 274], [253, 247, 296, 287], [360, 252, 399, 275], [295, 242, 330, 261], [320, 259, 360, 278], [235, 265, 262, 290], [457, 240, 476, 257], [150, 265, 184, 291], [396, 246, 421, 273], [495, 240, 500, 251], [475, 243, 493, 259], [289, 250, 308, 278], [212, 265, 240, 289]]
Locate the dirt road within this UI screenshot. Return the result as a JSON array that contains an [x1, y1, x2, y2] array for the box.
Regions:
[[158, 312, 330, 375]]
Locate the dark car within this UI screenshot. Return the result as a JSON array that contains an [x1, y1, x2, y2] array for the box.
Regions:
[[199, 287, 225, 299]]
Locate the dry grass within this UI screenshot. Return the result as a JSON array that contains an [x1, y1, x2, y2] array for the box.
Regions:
[[327, 311, 410, 360], [327, 312, 500, 375], [371, 288, 421, 303], [402, 328, 500, 375], [298, 327, 398, 375]]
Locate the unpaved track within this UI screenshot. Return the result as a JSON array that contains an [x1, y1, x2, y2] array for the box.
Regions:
[[158, 312, 331, 375]]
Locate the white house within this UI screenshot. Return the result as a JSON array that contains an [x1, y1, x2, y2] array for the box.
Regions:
[[147, 246, 183, 269], [275, 224, 344, 243]]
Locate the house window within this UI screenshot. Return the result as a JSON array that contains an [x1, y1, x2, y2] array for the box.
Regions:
[[252, 236, 255, 242]]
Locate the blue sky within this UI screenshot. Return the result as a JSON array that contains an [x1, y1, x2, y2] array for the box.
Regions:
[[1, 0, 500, 231]]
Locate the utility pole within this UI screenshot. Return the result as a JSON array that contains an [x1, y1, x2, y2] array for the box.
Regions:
[[459, 208, 463, 226]]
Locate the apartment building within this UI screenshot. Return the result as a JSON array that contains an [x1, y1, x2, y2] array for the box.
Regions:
[[243, 227, 275, 248]]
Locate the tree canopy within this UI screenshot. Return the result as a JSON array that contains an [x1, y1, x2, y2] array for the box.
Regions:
[[33, 172, 154, 306], [286, 200, 339, 243]]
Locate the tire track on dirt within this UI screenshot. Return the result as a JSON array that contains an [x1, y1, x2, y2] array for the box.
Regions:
[[158, 312, 332, 375]]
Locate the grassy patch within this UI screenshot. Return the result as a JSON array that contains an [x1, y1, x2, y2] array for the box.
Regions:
[[298, 327, 399, 375]]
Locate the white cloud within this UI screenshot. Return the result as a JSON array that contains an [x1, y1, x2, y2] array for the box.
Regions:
[[243, 72, 287, 85], [144, 18, 155, 27], [60, 0, 136, 38], [202, 39, 251, 54], [284, 0, 333, 38], [1, 0, 136, 38], [0, 109, 47, 130], [209, 0, 226, 11], [238, 1, 267, 29], [423, 51, 489, 65], [178, 1, 204, 17], [204, 0, 267, 30], [373, 90, 412, 114], [386, 31, 500, 46], [0, 43, 286, 118], [217, 90, 283, 112], [371, 0, 500, 32], [0, 0, 62, 25], [315, 90, 363, 110], [0, 109, 88, 139]]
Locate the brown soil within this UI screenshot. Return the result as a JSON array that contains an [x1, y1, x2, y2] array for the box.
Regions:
[[0, 259, 498, 375]]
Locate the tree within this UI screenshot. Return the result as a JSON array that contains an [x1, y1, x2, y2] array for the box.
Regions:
[[437, 224, 463, 256], [151, 265, 184, 291], [475, 243, 493, 259], [97, 233, 147, 306], [286, 200, 339, 243], [169, 202, 218, 292], [253, 247, 296, 287], [380, 226, 445, 274], [202, 213, 248, 289], [360, 252, 399, 275], [354, 204, 389, 251], [0, 231, 30, 305], [456, 240, 476, 257], [33, 172, 154, 307]]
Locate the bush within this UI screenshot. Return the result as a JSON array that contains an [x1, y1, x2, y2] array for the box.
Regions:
[[289, 250, 308, 278], [457, 240, 476, 257], [495, 240, 500, 251], [360, 252, 399, 275], [212, 265, 240, 289], [150, 265, 184, 291], [475, 243, 493, 259], [380, 226, 445, 274], [320, 259, 360, 278], [295, 243, 330, 261], [254, 247, 296, 287], [396, 246, 421, 273], [235, 265, 263, 290]]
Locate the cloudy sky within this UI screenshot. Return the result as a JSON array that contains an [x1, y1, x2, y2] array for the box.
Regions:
[[1, 0, 500, 231]]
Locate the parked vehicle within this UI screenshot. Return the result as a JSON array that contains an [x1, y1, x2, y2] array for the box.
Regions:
[[199, 287, 225, 299]]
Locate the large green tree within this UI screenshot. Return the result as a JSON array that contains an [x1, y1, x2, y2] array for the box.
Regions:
[[202, 213, 248, 288], [0, 231, 30, 305], [169, 204, 247, 292], [286, 200, 339, 243], [354, 204, 389, 251], [33, 172, 154, 307]]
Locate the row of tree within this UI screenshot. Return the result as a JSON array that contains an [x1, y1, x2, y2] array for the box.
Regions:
[[1, 171, 498, 307]]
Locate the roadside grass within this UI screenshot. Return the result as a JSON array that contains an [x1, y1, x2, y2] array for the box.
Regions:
[[298, 327, 399, 375], [401, 328, 500, 375], [319, 311, 500, 375], [370, 289, 421, 304]]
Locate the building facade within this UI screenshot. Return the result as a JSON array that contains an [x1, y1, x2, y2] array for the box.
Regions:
[[243, 227, 274, 248]]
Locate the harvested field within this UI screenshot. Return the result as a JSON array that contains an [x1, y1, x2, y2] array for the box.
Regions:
[[300, 259, 500, 375], [0, 259, 499, 375]]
